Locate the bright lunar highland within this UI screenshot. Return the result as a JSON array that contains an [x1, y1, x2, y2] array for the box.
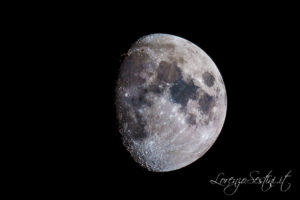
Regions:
[[116, 33, 227, 172]]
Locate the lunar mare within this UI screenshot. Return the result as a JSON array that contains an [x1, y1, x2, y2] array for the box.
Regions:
[[116, 34, 227, 172]]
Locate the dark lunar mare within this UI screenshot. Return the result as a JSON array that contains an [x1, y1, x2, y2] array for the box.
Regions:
[[147, 85, 164, 94], [116, 52, 157, 142], [119, 52, 154, 87], [115, 96, 150, 141], [202, 72, 215, 87], [131, 111, 149, 140], [170, 78, 199, 108], [186, 113, 197, 125], [198, 92, 215, 114], [157, 61, 182, 83], [128, 87, 153, 109]]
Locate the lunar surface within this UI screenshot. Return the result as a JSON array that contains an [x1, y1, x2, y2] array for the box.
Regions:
[[116, 34, 227, 172]]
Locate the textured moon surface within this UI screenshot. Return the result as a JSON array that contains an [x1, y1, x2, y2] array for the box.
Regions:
[[116, 34, 227, 172]]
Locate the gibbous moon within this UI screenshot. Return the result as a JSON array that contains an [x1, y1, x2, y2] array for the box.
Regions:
[[116, 33, 227, 172]]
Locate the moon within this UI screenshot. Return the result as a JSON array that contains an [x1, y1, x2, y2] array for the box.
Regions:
[[115, 33, 227, 172]]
